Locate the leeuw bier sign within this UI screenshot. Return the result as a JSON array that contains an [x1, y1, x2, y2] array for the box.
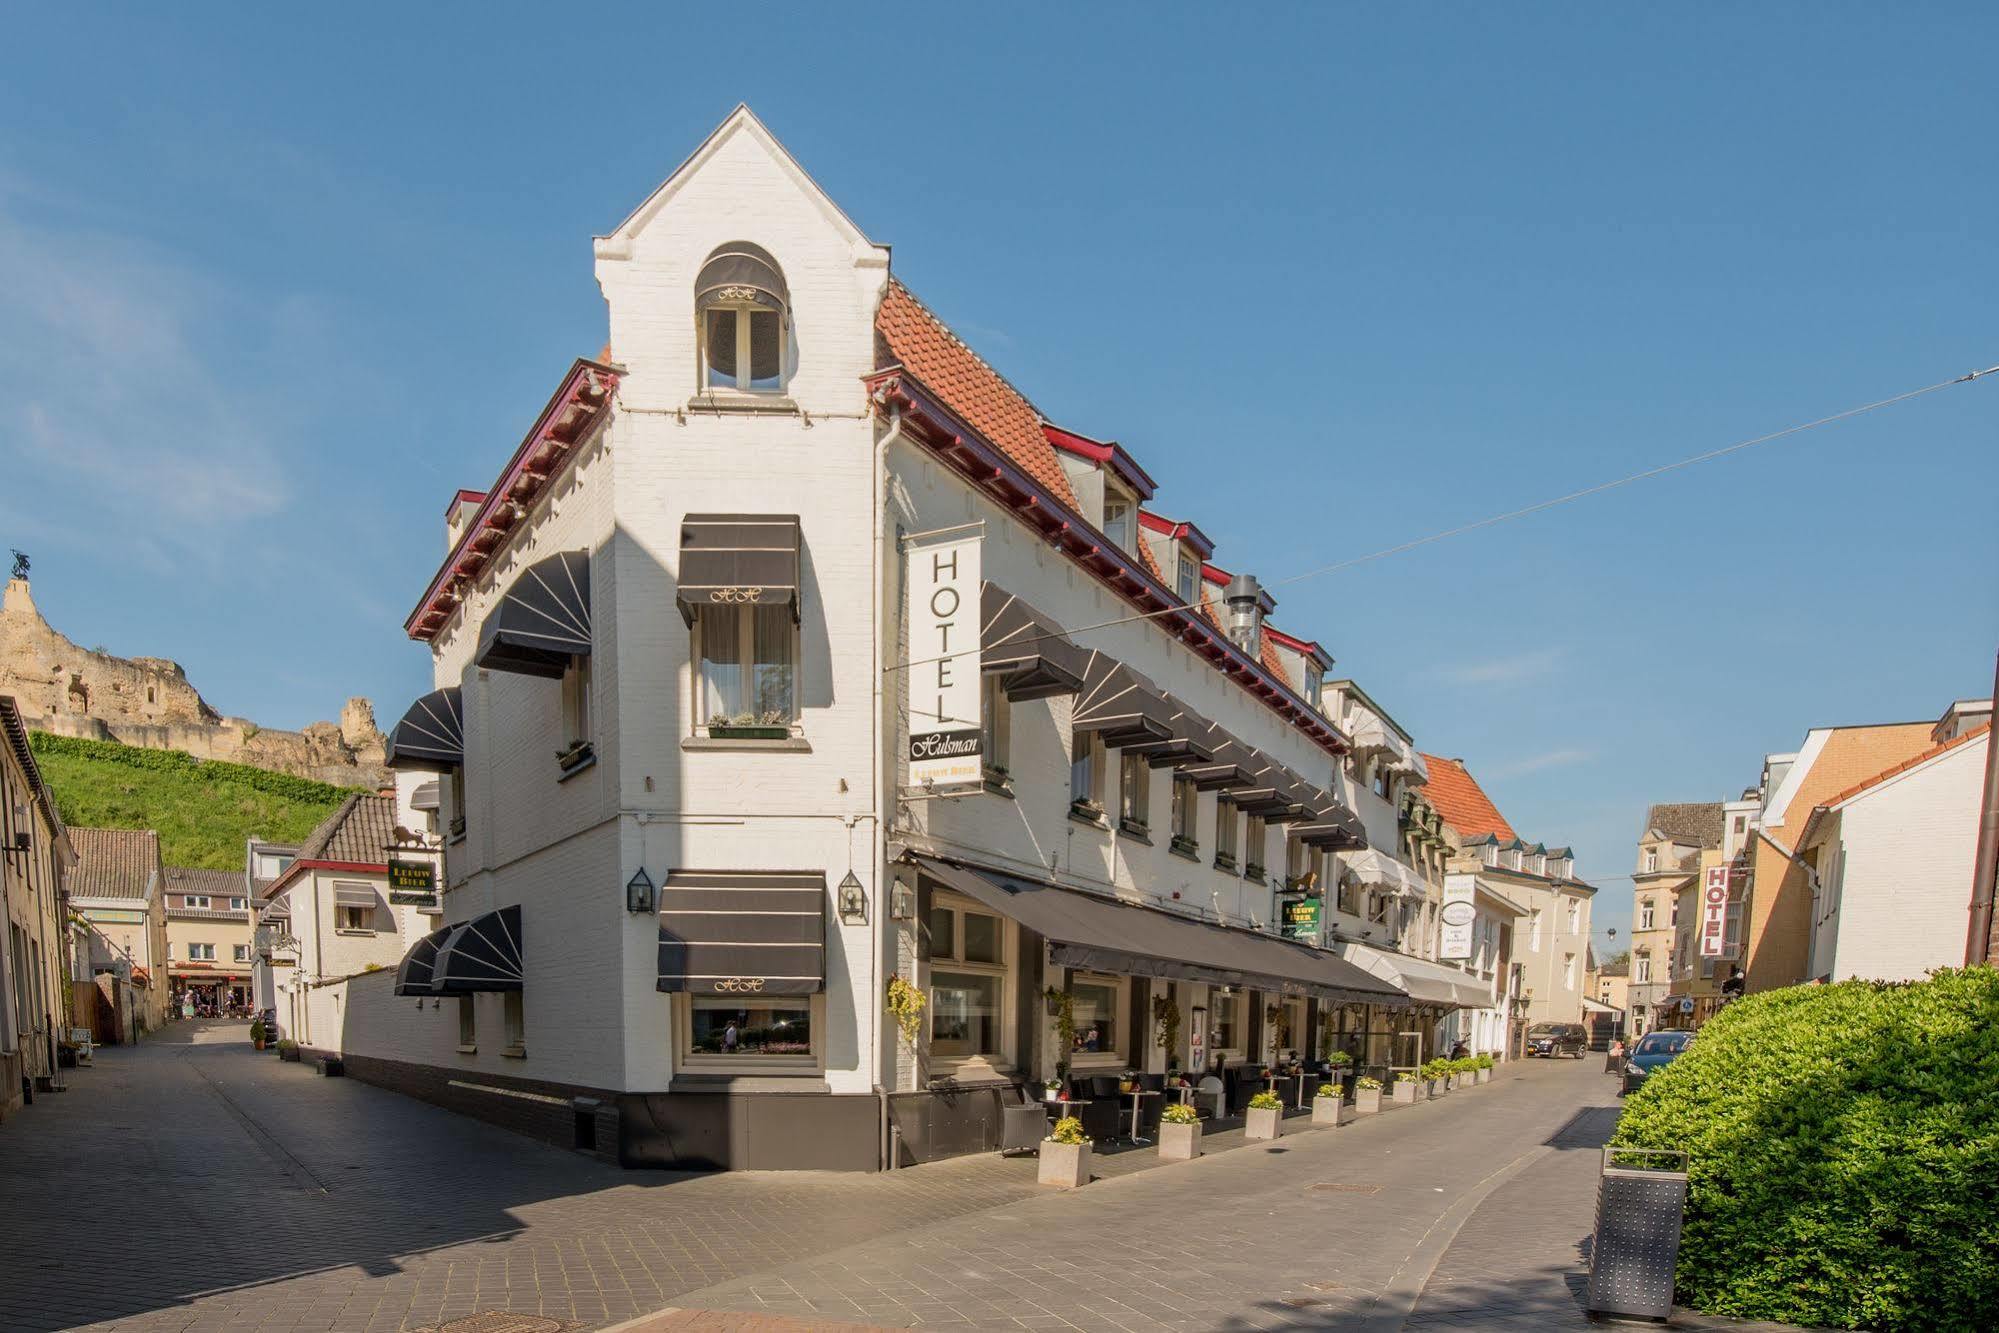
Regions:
[[907, 531, 982, 788]]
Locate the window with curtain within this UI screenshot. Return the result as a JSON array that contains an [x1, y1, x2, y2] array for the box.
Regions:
[[1214, 797, 1238, 867], [1118, 751, 1149, 832], [697, 603, 795, 728], [1068, 975, 1124, 1061], [928, 898, 1008, 1066], [1244, 813, 1268, 878], [1170, 775, 1197, 850], [981, 688, 1009, 780], [1070, 731, 1104, 813], [702, 306, 784, 391]]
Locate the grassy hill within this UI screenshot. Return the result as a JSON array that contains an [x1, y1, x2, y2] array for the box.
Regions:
[[27, 732, 365, 870]]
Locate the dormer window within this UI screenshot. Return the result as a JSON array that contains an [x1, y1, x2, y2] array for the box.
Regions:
[[696, 242, 788, 393], [1175, 552, 1197, 606], [1102, 496, 1132, 550]]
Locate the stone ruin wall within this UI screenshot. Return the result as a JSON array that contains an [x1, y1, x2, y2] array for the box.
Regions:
[[2, 578, 388, 790]]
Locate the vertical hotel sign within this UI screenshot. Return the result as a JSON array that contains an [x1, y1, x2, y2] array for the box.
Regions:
[[906, 528, 983, 789], [1439, 876, 1476, 959], [1700, 865, 1729, 957]]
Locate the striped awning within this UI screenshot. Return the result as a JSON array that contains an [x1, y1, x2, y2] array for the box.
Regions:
[[981, 583, 1088, 700], [476, 551, 592, 679], [334, 884, 382, 910], [1235, 754, 1314, 821], [675, 515, 802, 624], [657, 870, 826, 997], [394, 924, 452, 996], [1124, 697, 1217, 770], [1294, 794, 1368, 850], [1181, 725, 1257, 791], [431, 905, 524, 994], [385, 687, 464, 771], [1070, 652, 1173, 748]]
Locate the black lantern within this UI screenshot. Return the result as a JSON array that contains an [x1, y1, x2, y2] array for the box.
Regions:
[[837, 870, 867, 925], [625, 867, 656, 914]]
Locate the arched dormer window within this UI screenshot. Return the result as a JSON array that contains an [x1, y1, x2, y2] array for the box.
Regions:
[[696, 241, 789, 393]]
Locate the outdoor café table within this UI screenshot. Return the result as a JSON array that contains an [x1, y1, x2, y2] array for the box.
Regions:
[[1120, 1088, 1160, 1144], [1263, 1071, 1304, 1108], [1043, 1096, 1092, 1125]]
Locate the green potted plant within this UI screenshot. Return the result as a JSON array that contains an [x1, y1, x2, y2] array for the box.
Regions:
[[249, 1018, 267, 1051], [1245, 1089, 1284, 1140], [1311, 1079, 1353, 1127], [1038, 1114, 1092, 1188], [277, 1038, 300, 1062], [1475, 1052, 1494, 1084], [1158, 1100, 1202, 1160], [1421, 1058, 1449, 1097], [1390, 1070, 1419, 1105], [1352, 1074, 1384, 1115], [708, 710, 791, 741]]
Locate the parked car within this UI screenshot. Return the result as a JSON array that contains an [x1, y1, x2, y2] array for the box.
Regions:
[[1620, 1029, 1694, 1093], [1524, 1022, 1588, 1058]]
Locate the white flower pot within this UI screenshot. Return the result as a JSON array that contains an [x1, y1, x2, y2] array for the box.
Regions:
[[1427, 1079, 1445, 1098], [1477, 1067, 1491, 1084], [1353, 1087, 1383, 1115], [1158, 1120, 1201, 1161], [1038, 1140, 1091, 1188], [1245, 1106, 1283, 1140], [1311, 1096, 1353, 1127], [1390, 1080, 1417, 1105]]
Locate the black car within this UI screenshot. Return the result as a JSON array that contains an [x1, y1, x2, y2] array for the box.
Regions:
[[1524, 1022, 1587, 1058], [1621, 1029, 1694, 1094]]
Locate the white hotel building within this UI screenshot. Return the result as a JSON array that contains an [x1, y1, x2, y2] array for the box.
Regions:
[[348, 107, 1522, 1170]]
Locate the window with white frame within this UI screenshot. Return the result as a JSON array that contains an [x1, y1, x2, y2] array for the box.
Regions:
[[457, 996, 476, 1049], [503, 991, 526, 1055], [1175, 552, 1198, 605], [560, 655, 592, 753], [188, 942, 215, 961], [1303, 661, 1323, 709], [695, 603, 796, 730], [697, 242, 788, 394], [335, 905, 372, 931], [1567, 900, 1581, 935], [1633, 950, 1652, 984], [1170, 775, 1197, 850], [1102, 497, 1132, 551], [1070, 730, 1105, 814], [1067, 974, 1126, 1063], [1285, 835, 1308, 889], [233, 944, 249, 963], [1645, 849, 1658, 872], [686, 995, 818, 1065], [448, 765, 467, 839], [184, 895, 211, 909], [230, 897, 247, 911], [1118, 751, 1149, 833], [1336, 867, 1359, 916], [1529, 910, 1542, 952], [1639, 899, 1655, 930], [1209, 989, 1242, 1053], [1564, 952, 1577, 989], [928, 896, 1009, 1066], [981, 687, 1010, 781], [1214, 796, 1238, 866]]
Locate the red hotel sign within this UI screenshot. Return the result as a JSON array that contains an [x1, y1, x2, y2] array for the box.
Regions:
[[1700, 866, 1730, 958]]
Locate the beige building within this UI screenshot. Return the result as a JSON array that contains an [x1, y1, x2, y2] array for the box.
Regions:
[[165, 867, 256, 1016], [67, 827, 169, 1037], [2, 696, 76, 1122], [1629, 802, 1719, 1035]]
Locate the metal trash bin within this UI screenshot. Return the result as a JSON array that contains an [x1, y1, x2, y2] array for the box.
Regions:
[[1586, 1147, 1688, 1319]]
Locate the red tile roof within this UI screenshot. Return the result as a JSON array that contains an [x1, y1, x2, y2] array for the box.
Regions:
[[875, 280, 1078, 510], [1418, 755, 1517, 841], [1823, 721, 1991, 809], [1259, 636, 1294, 690]]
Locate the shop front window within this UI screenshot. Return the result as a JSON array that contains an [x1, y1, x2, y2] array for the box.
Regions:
[[688, 996, 814, 1058], [1069, 976, 1123, 1060], [928, 896, 1009, 1068], [1210, 990, 1241, 1053]]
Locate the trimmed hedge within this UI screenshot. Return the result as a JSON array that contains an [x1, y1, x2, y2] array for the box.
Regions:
[[1612, 969, 1999, 1331]]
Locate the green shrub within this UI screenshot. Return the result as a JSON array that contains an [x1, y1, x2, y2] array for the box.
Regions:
[[1612, 969, 1999, 1331], [1475, 1052, 1494, 1070]]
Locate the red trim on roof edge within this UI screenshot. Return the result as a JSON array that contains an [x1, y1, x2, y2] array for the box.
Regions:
[[1043, 423, 1158, 500], [1264, 625, 1334, 670], [1137, 509, 1216, 559], [406, 359, 620, 640], [871, 370, 1347, 757]]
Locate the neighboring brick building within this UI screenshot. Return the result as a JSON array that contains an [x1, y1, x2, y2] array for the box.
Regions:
[[164, 866, 255, 1016]]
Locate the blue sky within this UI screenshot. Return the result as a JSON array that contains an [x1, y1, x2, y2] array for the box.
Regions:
[[3, 5, 1994, 950]]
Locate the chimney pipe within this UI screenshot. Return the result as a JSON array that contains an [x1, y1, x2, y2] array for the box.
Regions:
[[1224, 574, 1272, 655]]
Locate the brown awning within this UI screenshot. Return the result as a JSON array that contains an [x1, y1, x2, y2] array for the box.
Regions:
[[475, 551, 592, 679], [658, 870, 826, 997], [981, 583, 1088, 700], [1071, 652, 1173, 748], [676, 514, 802, 625], [1295, 794, 1368, 850], [1181, 724, 1257, 791], [1123, 697, 1217, 769]]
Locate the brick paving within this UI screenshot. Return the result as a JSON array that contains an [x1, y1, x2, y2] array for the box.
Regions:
[[0, 1024, 1644, 1331]]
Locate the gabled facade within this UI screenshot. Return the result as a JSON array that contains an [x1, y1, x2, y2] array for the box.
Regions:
[[67, 826, 168, 1036], [163, 866, 254, 1015]]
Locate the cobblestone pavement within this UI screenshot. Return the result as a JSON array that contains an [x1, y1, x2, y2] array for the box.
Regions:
[[1, 1024, 1630, 1331]]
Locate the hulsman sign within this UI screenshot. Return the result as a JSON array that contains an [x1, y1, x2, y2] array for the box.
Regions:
[[1439, 876, 1476, 959], [1700, 865, 1729, 958], [906, 529, 983, 789]]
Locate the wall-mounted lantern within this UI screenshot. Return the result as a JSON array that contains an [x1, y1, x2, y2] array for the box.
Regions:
[[837, 870, 868, 926], [625, 867, 656, 915], [890, 879, 916, 921]]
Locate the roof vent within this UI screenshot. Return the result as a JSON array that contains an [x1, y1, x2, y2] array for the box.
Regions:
[[1224, 573, 1273, 655]]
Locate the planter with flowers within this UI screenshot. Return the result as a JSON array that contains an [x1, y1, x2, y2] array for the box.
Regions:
[[1245, 1090, 1284, 1140], [1039, 1115, 1092, 1188], [1475, 1052, 1494, 1084], [1158, 1100, 1202, 1160], [1421, 1059, 1450, 1097], [1390, 1072, 1418, 1105], [1353, 1075, 1384, 1114], [706, 710, 792, 741], [1311, 1081, 1353, 1127]]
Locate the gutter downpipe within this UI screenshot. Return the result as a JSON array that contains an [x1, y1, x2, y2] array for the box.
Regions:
[[1965, 649, 1999, 965], [873, 398, 904, 1170]]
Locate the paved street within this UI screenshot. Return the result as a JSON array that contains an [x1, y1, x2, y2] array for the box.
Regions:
[[1, 1025, 1626, 1332]]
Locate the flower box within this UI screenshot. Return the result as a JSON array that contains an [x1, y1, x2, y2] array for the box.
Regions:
[[1391, 1079, 1417, 1105], [1038, 1140, 1091, 1188], [1245, 1106, 1283, 1140], [1477, 1067, 1491, 1084], [1311, 1096, 1353, 1127], [1353, 1086, 1383, 1115], [707, 725, 789, 741], [1427, 1078, 1446, 1098], [1158, 1120, 1202, 1161]]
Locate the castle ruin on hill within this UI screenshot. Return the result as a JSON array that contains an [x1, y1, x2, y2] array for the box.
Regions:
[[1, 576, 388, 789]]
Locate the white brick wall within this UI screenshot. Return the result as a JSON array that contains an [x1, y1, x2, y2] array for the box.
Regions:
[[1816, 735, 1984, 983]]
